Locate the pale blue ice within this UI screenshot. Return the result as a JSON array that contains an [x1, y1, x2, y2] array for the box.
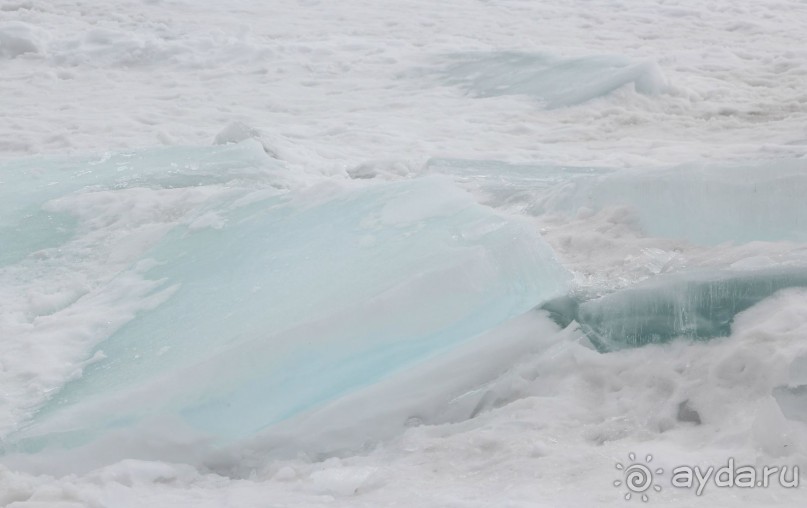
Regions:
[[442, 51, 666, 108], [2, 144, 569, 455]]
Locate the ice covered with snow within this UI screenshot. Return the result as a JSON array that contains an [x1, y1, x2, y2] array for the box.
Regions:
[[556, 160, 807, 245], [442, 52, 667, 109], [0, 142, 568, 472], [3, 0, 807, 506], [429, 157, 807, 245]]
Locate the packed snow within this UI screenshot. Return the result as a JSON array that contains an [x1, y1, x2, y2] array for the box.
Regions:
[[2, 0, 807, 507]]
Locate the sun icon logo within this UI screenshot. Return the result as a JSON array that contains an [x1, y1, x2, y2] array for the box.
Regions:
[[614, 453, 664, 502]]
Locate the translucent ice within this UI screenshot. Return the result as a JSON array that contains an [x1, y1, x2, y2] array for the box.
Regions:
[[429, 157, 807, 245], [1, 145, 569, 463], [561, 161, 807, 245], [540, 267, 807, 351], [0, 141, 282, 436], [442, 52, 667, 108]]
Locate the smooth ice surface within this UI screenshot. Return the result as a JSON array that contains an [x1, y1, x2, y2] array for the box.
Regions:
[[561, 161, 807, 245], [2, 311, 566, 476], [0, 144, 569, 462], [540, 267, 807, 351], [0, 143, 275, 265], [0, 141, 283, 436], [442, 52, 667, 108], [429, 157, 807, 245]]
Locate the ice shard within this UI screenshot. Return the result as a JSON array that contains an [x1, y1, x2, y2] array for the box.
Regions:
[[540, 268, 807, 351]]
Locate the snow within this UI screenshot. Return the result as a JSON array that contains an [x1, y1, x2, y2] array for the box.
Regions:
[[0, 21, 42, 58], [2, 0, 807, 506], [3, 0, 807, 164]]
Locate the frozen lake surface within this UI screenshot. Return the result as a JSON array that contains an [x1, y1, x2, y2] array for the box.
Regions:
[[2, 0, 807, 506]]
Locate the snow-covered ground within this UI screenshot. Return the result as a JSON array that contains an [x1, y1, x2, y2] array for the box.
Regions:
[[2, 0, 807, 506], [5, 0, 807, 165]]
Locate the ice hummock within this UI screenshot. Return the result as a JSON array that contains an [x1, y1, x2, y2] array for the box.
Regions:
[[5, 145, 806, 477], [428, 157, 807, 245], [540, 267, 807, 351], [560, 161, 807, 245], [441, 51, 667, 108], [0, 144, 569, 465]]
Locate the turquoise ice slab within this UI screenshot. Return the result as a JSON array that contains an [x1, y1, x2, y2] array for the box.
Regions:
[[572, 161, 807, 245], [429, 158, 807, 245], [540, 267, 807, 351], [5, 165, 569, 453], [0, 142, 275, 267]]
